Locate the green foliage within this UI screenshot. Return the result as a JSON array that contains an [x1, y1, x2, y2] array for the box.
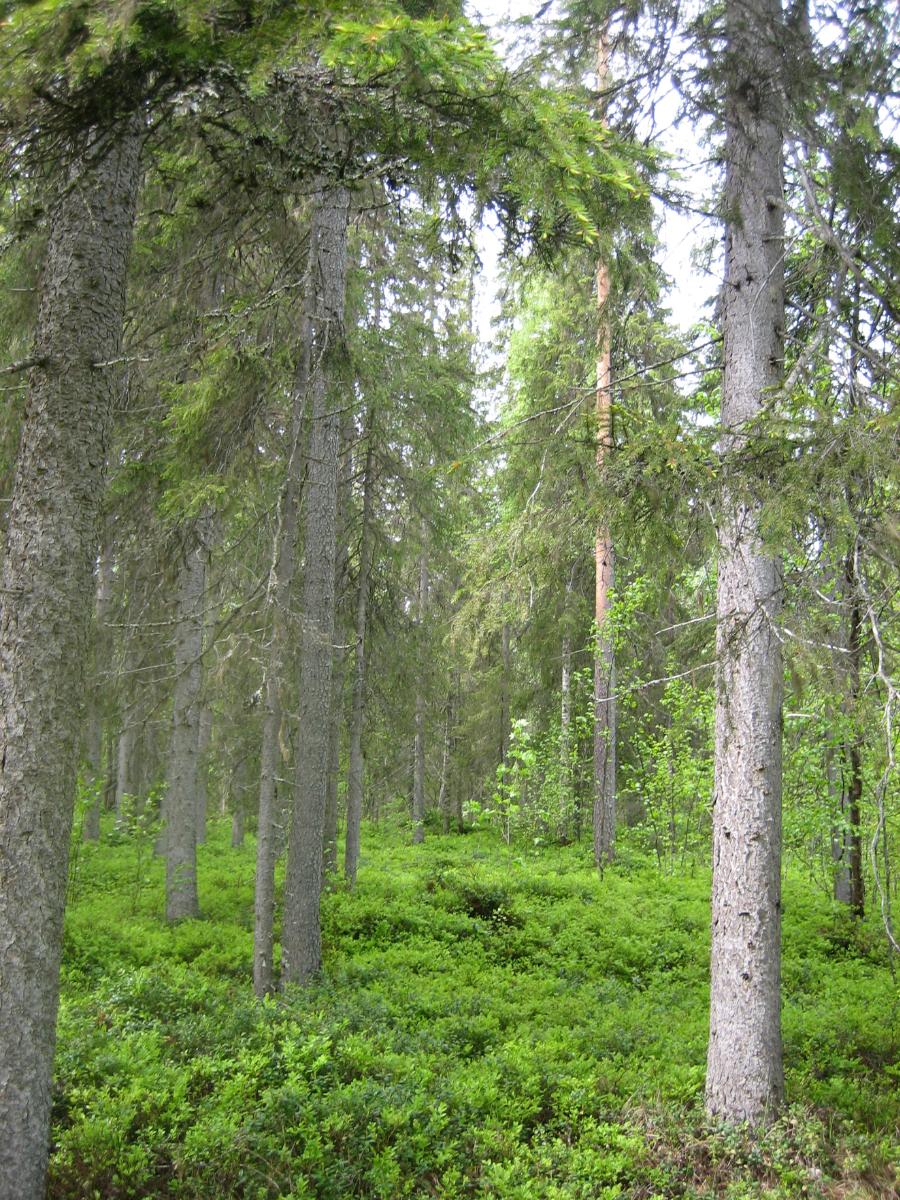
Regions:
[[52, 822, 898, 1198]]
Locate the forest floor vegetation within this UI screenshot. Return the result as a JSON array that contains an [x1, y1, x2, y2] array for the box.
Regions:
[[53, 817, 898, 1198]]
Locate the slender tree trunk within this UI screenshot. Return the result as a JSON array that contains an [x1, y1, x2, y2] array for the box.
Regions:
[[706, 0, 785, 1125], [165, 513, 213, 922], [323, 643, 344, 876], [592, 32, 616, 869], [252, 311, 308, 997], [827, 741, 853, 903], [560, 568, 575, 842], [83, 540, 114, 841], [115, 719, 136, 826], [344, 422, 375, 885], [231, 755, 249, 849], [438, 690, 453, 834], [195, 703, 213, 845], [412, 540, 429, 845], [281, 177, 350, 986], [842, 551, 865, 916], [323, 415, 353, 877], [500, 620, 511, 769], [0, 123, 142, 1200]]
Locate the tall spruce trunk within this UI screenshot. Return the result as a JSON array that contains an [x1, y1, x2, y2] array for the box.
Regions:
[[281, 178, 350, 986], [252, 309, 309, 997], [412, 541, 429, 845], [344, 424, 375, 885], [438, 691, 453, 834], [165, 514, 213, 922], [706, 0, 786, 1125], [593, 31, 616, 868], [0, 124, 142, 1200], [83, 540, 114, 841], [840, 550, 865, 915], [323, 416, 353, 877]]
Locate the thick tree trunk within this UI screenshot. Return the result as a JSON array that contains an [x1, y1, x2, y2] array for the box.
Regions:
[[412, 542, 429, 845], [281, 178, 350, 986], [344, 425, 375, 886], [706, 0, 785, 1126], [0, 124, 142, 1200], [164, 514, 213, 922], [593, 33, 616, 868]]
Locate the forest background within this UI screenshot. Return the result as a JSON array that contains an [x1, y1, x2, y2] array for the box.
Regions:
[[0, 0, 896, 1197]]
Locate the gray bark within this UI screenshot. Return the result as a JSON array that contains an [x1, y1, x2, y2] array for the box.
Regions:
[[412, 542, 429, 845], [115, 714, 137, 827], [500, 620, 511, 768], [83, 541, 114, 841], [281, 178, 350, 986], [593, 546, 616, 866], [252, 236, 311, 996], [438, 691, 453, 834], [323, 416, 352, 877], [0, 124, 142, 1200], [706, 0, 785, 1125], [344, 424, 375, 885], [164, 514, 213, 922], [195, 704, 213, 845]]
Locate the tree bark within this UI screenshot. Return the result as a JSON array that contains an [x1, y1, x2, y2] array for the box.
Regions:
[[500, 619, 511, 769], [412, 539, 429, 845], [195, 703, 213, 846], [706, 0, 785, 1126], [438, 690, 453, 834], [252, 312, 308, 996], [0, 124, 142, 1200], [164, 513, 213, 922], [281, 177, 350, 986], [83, 540, 114, 841], [323, 414, 353, 877], [840, 550, 865, 916], [344, 420, 375, 885], [593, 32, 616, 869]]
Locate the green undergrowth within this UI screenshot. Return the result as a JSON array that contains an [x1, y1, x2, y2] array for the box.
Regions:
[[52, 822, 898, 1198]]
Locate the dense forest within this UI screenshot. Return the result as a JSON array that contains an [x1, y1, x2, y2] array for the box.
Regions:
[[0, 0, 897, 1197]]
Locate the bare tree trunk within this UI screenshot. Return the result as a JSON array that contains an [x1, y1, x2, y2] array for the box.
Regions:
[[706, 0, 785, 1126], [83, 540, 114, 841], [827, 741, 852, 904], [115, 719, 136, 826], [252, 309, 308, 996], [323, 644, 344, 876], [438, 690, 453, 834], [500, 620, 511, 769], [842, 553, 865, 916], [281, 177, 350, 986], [412, 540, 429, 845], [323, 416, 353, 877], [0, 124, 142, 1200], [195, 703, 213, 845], [593, 32, 616, 869], [165, 513, 213, 922], [344, 422, 375, 885]]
